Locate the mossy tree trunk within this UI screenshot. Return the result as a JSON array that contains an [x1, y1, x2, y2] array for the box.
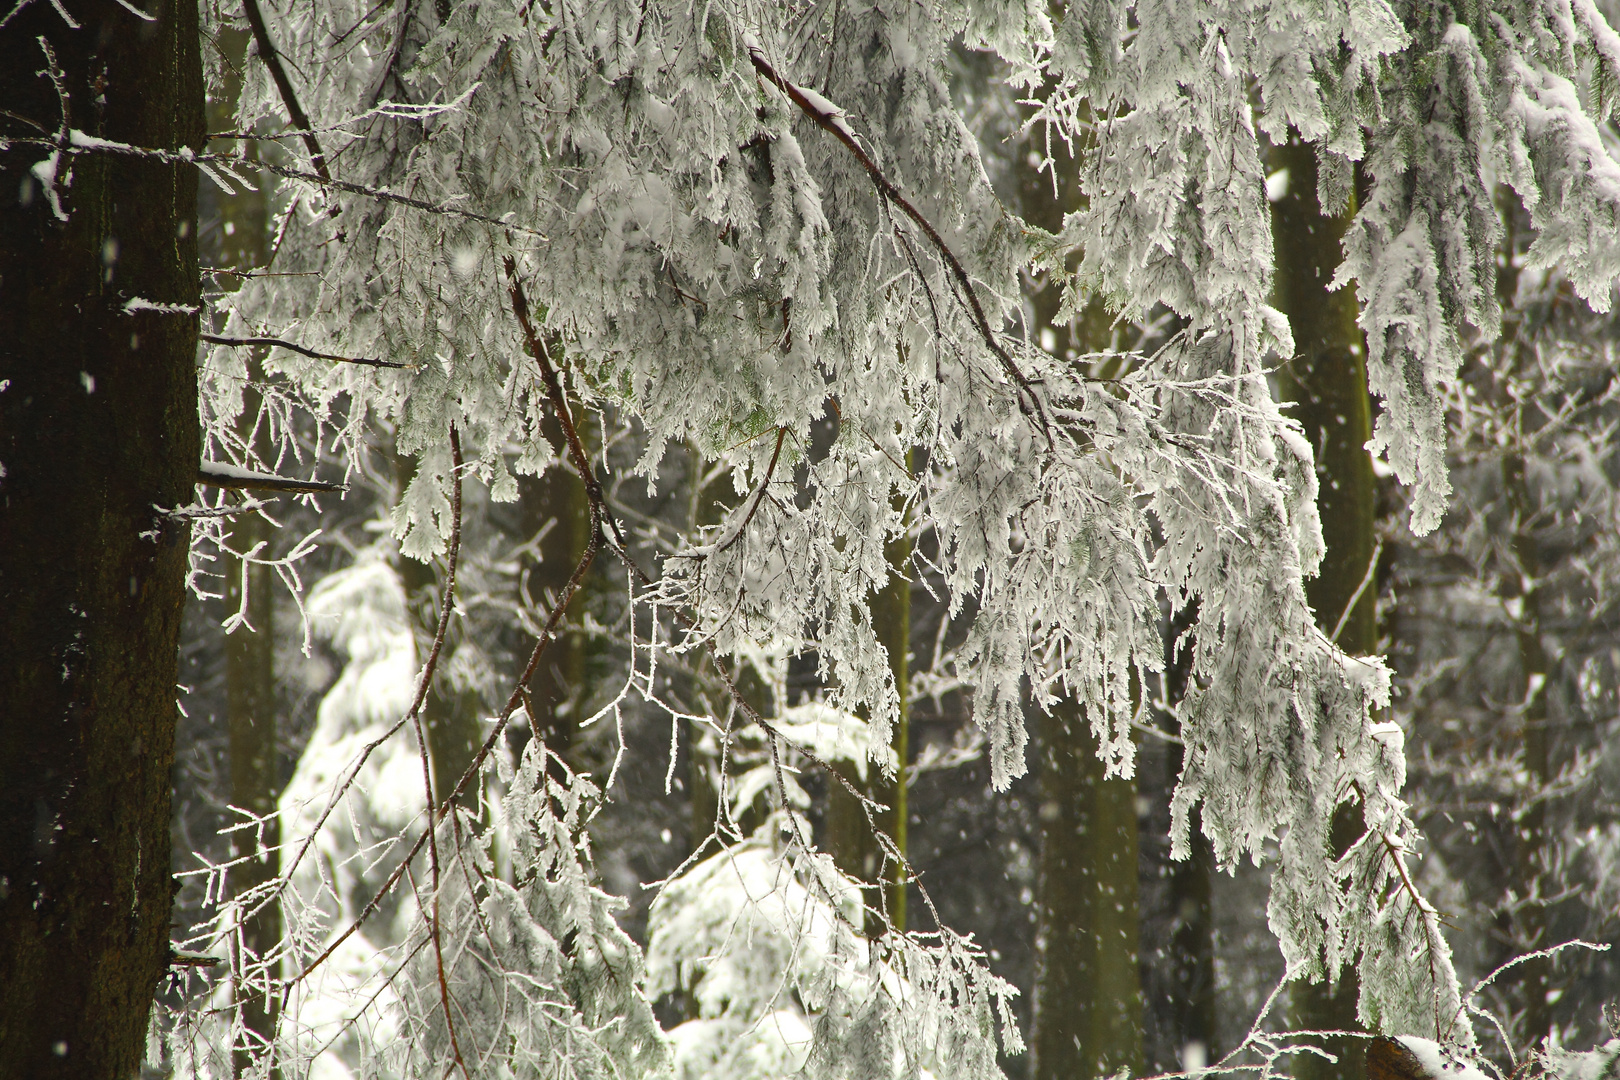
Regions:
[[518, 429, 590, 775], [825, 471, 912, 934], [1270, 140, 1377, 1080], [0, 1, 202, 1073], [390, 446, 485, 812]]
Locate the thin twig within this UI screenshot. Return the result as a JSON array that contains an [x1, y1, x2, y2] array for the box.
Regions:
[[1329, 538, 1383, 645], [694, 425, 788, 558], [201, 332, 407, 369]]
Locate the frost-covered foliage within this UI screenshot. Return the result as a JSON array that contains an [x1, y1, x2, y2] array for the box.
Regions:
[[393, 744, 667, 1079], [1040, 0, 1620, 536], [1390, 230, 1620, 1051], [647, 713, 1019, 1080], [179, 0, 1620, 1071]]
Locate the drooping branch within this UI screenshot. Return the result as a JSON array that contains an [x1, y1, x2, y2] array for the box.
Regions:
[[201, 333, 408, 369], [746, 45, 1047, 429]]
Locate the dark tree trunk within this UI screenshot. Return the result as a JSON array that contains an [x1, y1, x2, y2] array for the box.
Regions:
[[1270, 140, 1377, 1080], [871, 522, 911, 933], [202, 42, 283, 1073], [0, 0, 202, 1074], [1033, 703, 1144, 1080], [227, 509, 282, 1078], [389, 442, 485, 810], [1492, 204, 1553, 1051], [827, 528, 912, 934], [1164, 606, 1217, 1069], [517, 434, 589, 776]]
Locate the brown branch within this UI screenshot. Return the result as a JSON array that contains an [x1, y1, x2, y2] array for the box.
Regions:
[[201, 333, 408, 369], [168, 950, 225, 968], [706, 425, 788, 558], [239, 0, 330, 180], [746, 47, 1048, 431]]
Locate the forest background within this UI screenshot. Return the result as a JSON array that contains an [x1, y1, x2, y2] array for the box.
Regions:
[[3, 1, 1620, 1079]]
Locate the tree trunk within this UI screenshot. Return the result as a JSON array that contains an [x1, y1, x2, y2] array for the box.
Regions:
[[1033, 702, 1144, 1080], [227, 509, 281, 1078], [204, 37, 283, 1074], [0, 1, 202, 1074], [872, 522, 911, 934], [517, 435, 589, 775], [1164, 608, 1217, 1070], [1018, 109, 1146, 1080], [391, 444, 485, 811], [827, 497, 911, 935], [1492, 203, 1552, 1051], [1270, 140, 1376, 1080]]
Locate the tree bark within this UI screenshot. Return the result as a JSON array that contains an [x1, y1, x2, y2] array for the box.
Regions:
[[872, 522, 911, 933], [0, 1, 202, 1074], [391, 443, 485, 811], [1164, 608, 1217, 1069], [1269, 140, 1376, 1080], [517, 433, 589, 776], [1033, 702, 1144, 1080], [826, 489, 911, 934], [227, 509, 281, 1079], [203, 36, 283, 1074]]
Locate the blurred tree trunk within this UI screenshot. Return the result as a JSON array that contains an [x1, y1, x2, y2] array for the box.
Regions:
[[518, 427, 589, 775], [1270, 140, 1376, 1080], [1019, 111, 1144, 1080], [390, 445, 484, 812], [205, 29, 283, 1076], [0, 1, 202, 1074], [1164, 607, 1217, 1070], [827, 531, 912, 933], [1492, 203, 1552, 1049], [873, 522, 911, 933], [226, 509, 281, 1079], [825, 480, 911, 933], [1034, 703, 1144, 1080]]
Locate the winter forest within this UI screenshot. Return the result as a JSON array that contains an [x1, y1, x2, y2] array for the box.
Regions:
[[5, 0, 1620, 1078]]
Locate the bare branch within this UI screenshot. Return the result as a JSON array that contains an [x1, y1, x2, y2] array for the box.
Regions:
[[239, 0, 330, 180], [198, 461, 343, 494], [200, 333, 408, 369]]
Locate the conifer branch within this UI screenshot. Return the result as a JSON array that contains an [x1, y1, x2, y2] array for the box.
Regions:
[[238, 0, 330, 180], [746, 45, 1049, 431]]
